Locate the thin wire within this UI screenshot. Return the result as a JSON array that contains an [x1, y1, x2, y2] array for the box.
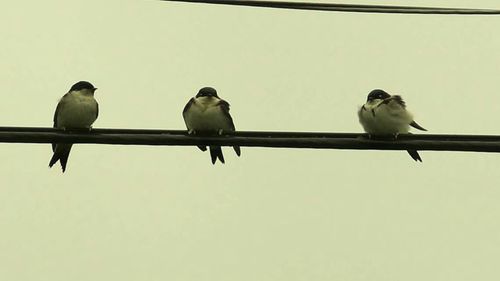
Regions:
[[2, 127, 500, 153], [160, 0, 500, 15]]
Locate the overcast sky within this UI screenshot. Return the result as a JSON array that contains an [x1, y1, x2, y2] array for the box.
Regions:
[[1, 0, 500, 280]]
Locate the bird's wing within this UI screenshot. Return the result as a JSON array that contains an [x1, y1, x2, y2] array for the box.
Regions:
[[384, 96, 426, 131], [378, 95, 406, 109], [410, 120, 427, 131], [182, 97, 195, 119], [391, 95, 406, 108], [53, 93, 69, 128], [52, 93, 69, 152], [357, 106, 364, 119], [217, 99, 236, 131], [95, 101, 99, 120]]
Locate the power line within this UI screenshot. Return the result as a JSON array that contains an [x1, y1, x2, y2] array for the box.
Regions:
[[2, 127, 500, 153], [160, 0, 500, 15]]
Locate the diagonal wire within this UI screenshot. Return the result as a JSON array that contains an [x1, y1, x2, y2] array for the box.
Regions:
[[160, 0, 500, 15]]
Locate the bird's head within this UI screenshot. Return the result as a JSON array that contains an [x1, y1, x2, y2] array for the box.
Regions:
[[367, 89, 390, 102], [195, 87, 218, 98], [69, 81, 97, 94]]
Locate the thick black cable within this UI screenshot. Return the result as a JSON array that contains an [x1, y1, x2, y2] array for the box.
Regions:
[[1, 127, 500, 153]]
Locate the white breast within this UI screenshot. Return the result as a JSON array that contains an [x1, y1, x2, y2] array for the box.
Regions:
[[358, 105, 378, 133], [184, 97, 233, 132], [358, 100, 413, 135], [56, 91, 98, 129]]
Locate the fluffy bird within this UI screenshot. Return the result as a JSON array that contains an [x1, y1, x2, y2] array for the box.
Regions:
[[49, 81, 99, 172], [358, 89, 427, 162], [183, 87, 241, 164]]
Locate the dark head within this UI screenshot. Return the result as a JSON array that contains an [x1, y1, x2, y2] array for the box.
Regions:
[[367, 89, 390, 102], [196, 87, 218, 98], [69, 81, 97, 93]]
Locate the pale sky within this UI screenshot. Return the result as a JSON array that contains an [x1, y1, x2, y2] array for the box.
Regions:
[[1, 1, 500, 280]]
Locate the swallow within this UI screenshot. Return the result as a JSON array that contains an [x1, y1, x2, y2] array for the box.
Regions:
[[358, 89, 427, 162], [49, 81, 99, 172], [183, 87, 241, 164]]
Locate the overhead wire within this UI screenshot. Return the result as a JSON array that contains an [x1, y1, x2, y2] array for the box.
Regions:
[[160, 0, 500, 15], [2, 127, 500, 153]]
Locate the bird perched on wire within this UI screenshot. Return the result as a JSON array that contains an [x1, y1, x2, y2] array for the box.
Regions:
[[49, 81, 99, 172], [183, 87, 241, 164], [358, 89, 427, 162]]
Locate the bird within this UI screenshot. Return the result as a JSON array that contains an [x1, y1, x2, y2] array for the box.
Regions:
[[182, 87, 241, 164], [49, 81, 99, 172], [358, 89, 427, 162]]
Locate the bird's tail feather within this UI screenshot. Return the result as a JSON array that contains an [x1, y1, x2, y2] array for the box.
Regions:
[[406, 149, 422, 162], [209, 146, 225, 164], [233, 145, 241, 157], [49, 143, 73, 172]]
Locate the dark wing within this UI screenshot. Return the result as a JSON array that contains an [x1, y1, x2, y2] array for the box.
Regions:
[[53, 93, 71, 127], [95, 101, 99, 120], [182, 98, 195, 119], [390, 95, 406, 108], [53, 98, 62, 128], [53, 105, 59, 128], [410, 120, 427, 131], [217, 99, 236, 131], [218, 100, 241, 156], [52, 94, 69, 152], [52, 100, 58, 152], [379, 95, 406, 109], [218, 99, 241, 157]]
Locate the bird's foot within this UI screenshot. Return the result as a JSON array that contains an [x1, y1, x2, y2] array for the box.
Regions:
[[393, 132, 400, 140], [217, 129, 224, 136], [359, 133, 372, 140], [188, 129, 196, 135]]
